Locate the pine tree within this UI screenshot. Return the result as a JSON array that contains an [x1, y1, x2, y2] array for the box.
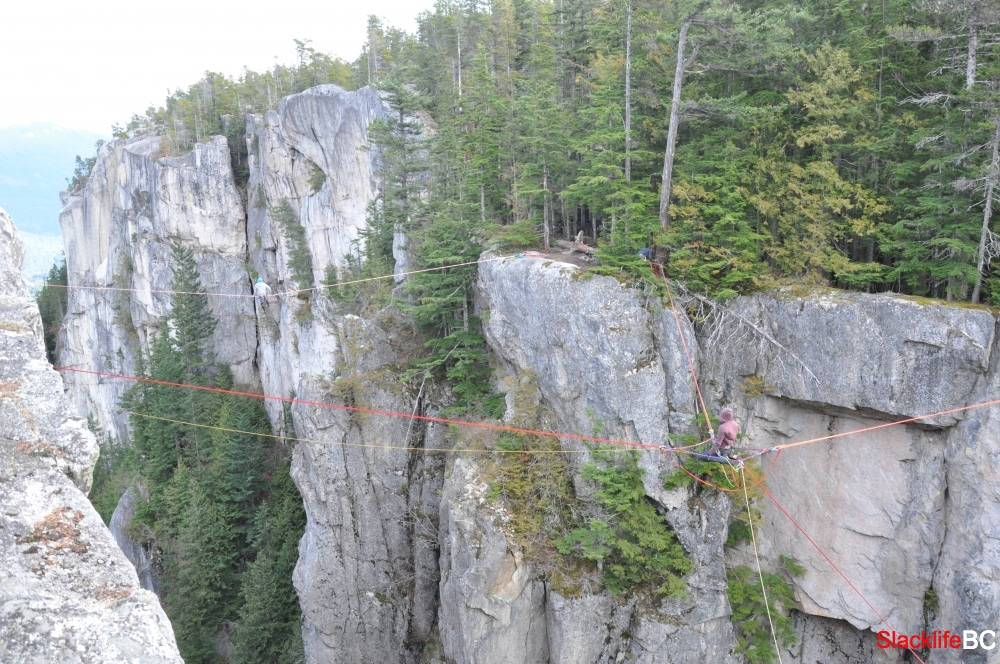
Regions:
[[230, 450, 307, 664], [35, 255, 67, 364], [169, 482, 242, 662]]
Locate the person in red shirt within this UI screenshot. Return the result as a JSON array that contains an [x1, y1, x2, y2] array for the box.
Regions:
[[709, 408, 739, 458]]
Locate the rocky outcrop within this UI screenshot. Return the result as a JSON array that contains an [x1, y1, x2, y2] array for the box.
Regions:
[[779, 613, 898, 663], [438, 457, 549, 664], [700, 290, 996, 655], [477, 257, 1000, 663], [58, 135, 256, 445], [245, 84, 385, 293], [288, 313, 430, 664], [242, 85, 449, 663], [109, 485, 159, 595], [0, 207, 182, 663], [477, 254, 739, 663], [703, 290, 994, 427], [929, 352, 1000, 664]]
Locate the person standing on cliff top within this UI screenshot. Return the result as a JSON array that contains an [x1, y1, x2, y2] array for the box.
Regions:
[[253, 277, 271, 307], [709, 407, 739, 458]]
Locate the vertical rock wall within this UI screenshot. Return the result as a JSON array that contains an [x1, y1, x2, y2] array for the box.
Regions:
[[475, 255, 739, 663], [699, 290, 996, 663], [1, 207, 183, 663], [57, 135, 256, 445], [243, 85, 448, 663]]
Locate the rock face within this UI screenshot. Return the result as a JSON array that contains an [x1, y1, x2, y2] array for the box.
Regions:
[[0, 207, 182, 663], [246, 84, 386, 293], [109, 485, 159, 595], [478, 259, 1000, 663], [53, 82, 1000, 664], [438, 457, 549, 664], [58, 135, 256, 445], [477, 255, 739, 663], [699, 290, 996, 661], [287, 314, 431, 664], [243, 85, 443, 663]]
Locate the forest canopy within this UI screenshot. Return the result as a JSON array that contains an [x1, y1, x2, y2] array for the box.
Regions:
[[114, 0, 1000, 305]]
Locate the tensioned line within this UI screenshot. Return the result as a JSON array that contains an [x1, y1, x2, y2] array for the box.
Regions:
[[44, 254, 513, 299]]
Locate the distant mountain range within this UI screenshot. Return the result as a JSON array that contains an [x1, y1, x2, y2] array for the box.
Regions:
[[0, 123, 106, 281], [0, 123, 106, 236], [19, 232, 65, 288]]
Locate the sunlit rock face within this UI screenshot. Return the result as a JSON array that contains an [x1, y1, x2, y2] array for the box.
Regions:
[[0, 207, 182, 663], [57, 135, 255, 445], [245, 84, 385, 291]]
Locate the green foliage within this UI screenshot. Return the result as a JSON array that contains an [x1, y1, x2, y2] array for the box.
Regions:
[[479, 375, 578, 563], [727, 565, 798, 663], [780, 555, 806, 577], [88, 440, 135, 525], [272, 200, 315, 292], [106, 0, 1000, 305], [487, 430, 576, 548], [558, 448, 692, 597], [726, 519, 754, 549], [488, 219, 540, 251], [115, 245, 304, 663], [230, 450, 306, 663], [35, 255, 67, 364], [168, 484, 241, 661], [308, 161, 327, 193], [405, 226, 492, 410], [115, 40, 352, 188], [66, 141, 104, 192], [482, 392, 507, 420]]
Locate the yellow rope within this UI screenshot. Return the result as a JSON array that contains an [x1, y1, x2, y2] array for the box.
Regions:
[[124, 410, 628, 455], [741, 466, 784, 664]]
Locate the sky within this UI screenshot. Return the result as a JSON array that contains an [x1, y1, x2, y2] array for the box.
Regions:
[[0, 0, 436, 136]]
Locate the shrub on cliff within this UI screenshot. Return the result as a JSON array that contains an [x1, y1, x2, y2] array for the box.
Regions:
[[558, 448, 692, 598]]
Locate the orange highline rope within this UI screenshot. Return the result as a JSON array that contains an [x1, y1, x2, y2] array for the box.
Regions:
[[656, 266, 714, 438], [124, 410, 595, 455], [55, 366, 684, 453], [773, 398, 1000, 450]]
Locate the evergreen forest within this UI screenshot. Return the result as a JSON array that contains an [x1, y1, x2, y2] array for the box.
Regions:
[[86, 245, 306, 664], [116, 0, 1000, 306]]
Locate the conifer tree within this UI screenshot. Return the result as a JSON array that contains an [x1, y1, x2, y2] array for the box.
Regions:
[[35, 255, 67, 364]]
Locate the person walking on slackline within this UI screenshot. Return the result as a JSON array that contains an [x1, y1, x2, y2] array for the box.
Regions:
[[709, 407, 740, 458], [253, 277, 272, 308]]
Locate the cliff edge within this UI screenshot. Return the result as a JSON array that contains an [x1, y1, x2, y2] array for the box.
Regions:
[[0, 207, 182, 663]]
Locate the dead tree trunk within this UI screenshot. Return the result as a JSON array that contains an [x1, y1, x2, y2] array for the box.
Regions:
[[966, 1, 979, 90], [658, 18, 699, 243], [543, 161, 551, 253], [625, 0, 633, 183], [971, 117, 1000, 303]]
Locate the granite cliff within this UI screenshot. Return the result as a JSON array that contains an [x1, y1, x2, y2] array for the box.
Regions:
[[0, 207, 183, 662], [50, 83, 1000, 664]]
